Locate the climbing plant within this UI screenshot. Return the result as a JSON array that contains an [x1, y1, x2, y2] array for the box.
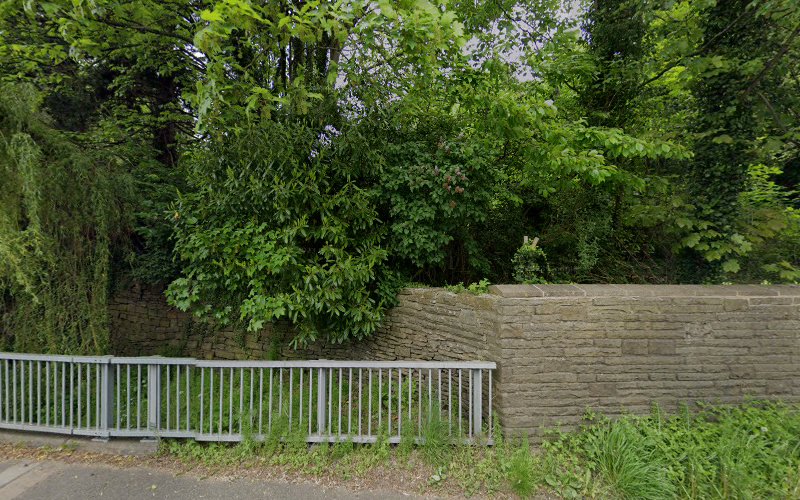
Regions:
[[0, 84, 132, 353]]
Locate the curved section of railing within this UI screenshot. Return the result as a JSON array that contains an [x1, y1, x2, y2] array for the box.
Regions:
[[0, 353, 496, 444]]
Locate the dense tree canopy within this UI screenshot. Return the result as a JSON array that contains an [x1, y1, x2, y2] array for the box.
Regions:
[[1, 0, 798, 352]]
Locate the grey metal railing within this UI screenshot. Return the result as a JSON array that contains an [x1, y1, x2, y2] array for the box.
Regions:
[[0, 353, 496, 444]]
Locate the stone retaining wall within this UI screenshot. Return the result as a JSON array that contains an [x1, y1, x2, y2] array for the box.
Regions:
[[110, 283, 800, 438]]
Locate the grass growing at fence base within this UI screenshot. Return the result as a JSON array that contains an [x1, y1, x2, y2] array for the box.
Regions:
[[159, 400, 800, 499]]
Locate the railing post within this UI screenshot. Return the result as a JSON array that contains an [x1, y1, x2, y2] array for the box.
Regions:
[[317, 367, 327, 436], [147, 361, 161, 432], [99, 356, 114, 438], [471, 368, 483, 437]]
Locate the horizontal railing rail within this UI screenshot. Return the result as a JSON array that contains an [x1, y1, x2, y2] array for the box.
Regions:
[[0, 353, 496, 444]]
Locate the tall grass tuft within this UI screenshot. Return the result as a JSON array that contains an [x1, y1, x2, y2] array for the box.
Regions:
[[507, 437, 536, 497], [582, 417, 675, 499]]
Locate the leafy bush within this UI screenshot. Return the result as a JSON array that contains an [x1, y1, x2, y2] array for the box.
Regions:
[[512, 241, 550, 284], [167, 122, 402, 347]]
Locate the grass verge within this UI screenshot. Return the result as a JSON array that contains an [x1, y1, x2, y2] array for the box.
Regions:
[[163, 400, 800, 498], [3, 400, 798, 498]]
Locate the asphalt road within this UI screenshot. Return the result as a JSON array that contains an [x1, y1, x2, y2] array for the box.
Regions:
[[0, 459, 420, 499]]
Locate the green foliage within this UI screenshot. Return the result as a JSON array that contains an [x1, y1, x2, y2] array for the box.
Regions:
[[512, 241, 550, 284], [444, 279, 491, 295], [2, 0, 800, 351], [167, 121, 399, 346], [0, 84, 132, 353], [549, 401, 800, 499]]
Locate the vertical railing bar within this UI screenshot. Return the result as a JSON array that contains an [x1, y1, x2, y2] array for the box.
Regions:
[[51, 363, 55, 427], [71, 362, 76, 430], [36, 361, 41, 426], [428, 368, 432, 422], [387, 368, 391, 436], [77, 363, 82, 429], [209, 367, 214, 434], [28, 360, 33, 424], [489, 370, 493, 439], [217, 368, 223, 435], [472, 368, 483, 438], [418, 369, 422, 435], [228, 368, 234, 435], [95, 364, 100, 430], [267, 368, 272, 433], [13, 360, 17, 423], [45, 362, 49, 426], [185, 365, 190, 432], [146, 363, 161, 432], [288, 368, 293, 431], [136, 364, 142, 430], [126, 365, 131, 430], [62, 363, 66, 428], [45, 360, 49, 427], [59, 362, 63, 427], [468, 369, 473, 439], [348, 368, 352, 436], [407, 368, 412, 423], [299, 368, 304, 431], [308, 368, 313, 436], [86, 363, 91, 429], [126, 364, 130, 430], [19, 360, 22, 423], [249, 367, 254, 435], [20, 360, 25, 424], [0, 360, 4, 423], [166, 365, 171, 432], [176, 365, 180, 430], [221, 368, 226, 436], [200, 368, 205, 435], [238, 368, 244, 435], [278, 368, 283, 422], [50, 361, 58, 425], [260, 368, 265, 435], [438, 369, 442, 423], [458, 369, 462, 437], [316, 367, 327, 436], [115, 365, 120, 430], [358, 368, 362, 437], [328, 368, 332, 433], [11, 360, 16, 423], [368, 369, 372, 437], [378, 369, 382, 432], [54, 362, 58, 427], [0, 360, 4, 422], [337, 368, 342, 437], [397, 369, 402, 438], [2, 360, 6, 422], [22, 361, 26, 423]]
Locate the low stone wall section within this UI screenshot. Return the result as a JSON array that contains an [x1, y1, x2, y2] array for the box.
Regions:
[[109, 283, 800, 438]]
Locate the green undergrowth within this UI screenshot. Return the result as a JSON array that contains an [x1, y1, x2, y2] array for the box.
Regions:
[[160, 401, 800, 498]]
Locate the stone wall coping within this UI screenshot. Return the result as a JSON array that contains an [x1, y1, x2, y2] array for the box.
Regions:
[[486, 284, 800, 298]]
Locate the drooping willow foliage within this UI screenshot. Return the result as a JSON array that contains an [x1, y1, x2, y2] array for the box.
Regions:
[[0, 84, 132, 354]]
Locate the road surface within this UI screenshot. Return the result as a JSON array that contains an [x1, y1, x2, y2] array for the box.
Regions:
[[0, 458, 420, 499]]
